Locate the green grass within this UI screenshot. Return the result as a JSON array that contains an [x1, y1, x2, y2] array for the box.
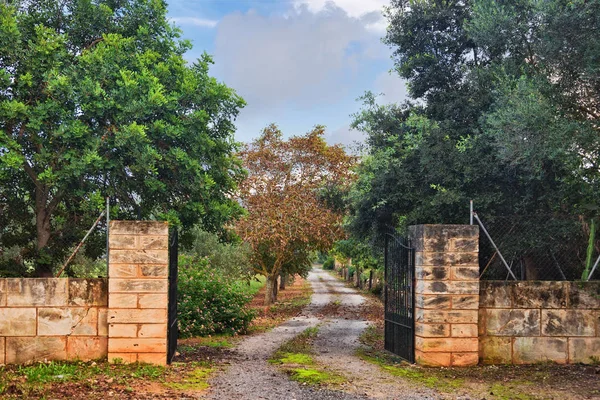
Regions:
[[0, 360, 167, 397], [356, 349, 463, 391], [270, 327, 346, 387], [165, 364, 214, 391], [289, 368, 345, 385], [241, 275, 266, 296], [489, 383, 536, 400]]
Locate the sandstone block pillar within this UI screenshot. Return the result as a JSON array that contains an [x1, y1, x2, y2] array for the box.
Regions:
[[409, 225, 479, 367], [108, 221, 169, 365]]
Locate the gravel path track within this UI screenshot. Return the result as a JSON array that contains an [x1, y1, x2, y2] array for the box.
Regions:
[[204, 267, 440, 400]]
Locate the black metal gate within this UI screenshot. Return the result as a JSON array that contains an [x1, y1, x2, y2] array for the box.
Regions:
[[384, 232, 415, 363], [167, 228, 178, 364]]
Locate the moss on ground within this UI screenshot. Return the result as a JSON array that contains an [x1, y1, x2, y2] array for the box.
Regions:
[[270, 327, 346, 387]]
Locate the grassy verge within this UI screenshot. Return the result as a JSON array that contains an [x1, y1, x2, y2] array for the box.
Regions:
[[270, 327, 345, 386], [357, 324, 600, 400], [0, 359, 216, 399]]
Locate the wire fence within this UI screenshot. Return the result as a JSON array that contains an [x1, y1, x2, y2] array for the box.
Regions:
[[475, 213, 598, 281]]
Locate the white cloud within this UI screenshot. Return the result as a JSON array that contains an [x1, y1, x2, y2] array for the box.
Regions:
[[169, 17, 218, 28], [293, 0, 388, 19], [293, 0, 388, 32], [373, 71, 409, 104], [213, 7, 386, 112], [326, 124, 366, 149]]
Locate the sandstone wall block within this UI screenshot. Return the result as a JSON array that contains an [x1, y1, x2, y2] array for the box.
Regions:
[[414, 350, 451, 367], [68, 279, 108, 306], [416, 309, 478, 324], [451, 352, 478, 366], [0, 308, 36, 336], [415, 266, 449, 280], [452, 295, 479, 310], [108, 338, 166, 353], [109, 221, 168, 236], [138, 293, 168, 309], [479, 282, 512, 308], [568, 338, 600, 364], [109, 279, 167, 293], [6, 278, 68, 306], [0, 337, 5, 365], [541, 310, 595, 336], [415, 295, 451, 310], [415, 323, 450, 338], [108, 235, 136, 250], [109, 250, 168, 265], [108, 264, 138, 278], [568, 282, 600, 309], [451, 324, 478, 338], [479, 336, 512, 364], [67, 337, 107, 361], [109, 293, 138, 309], [107, 309, 167, 324], [512, 281, 567, 309], [6, 337, 67, 364], [38, 308, 98, 336], [139, 265, 168, 278], [137, 352, 166, 366], [513, 337, 567, 364], [416, 337, 478, 353], [139, 236, 168, 250], [484, 309, 540, 336], [0, 279, 6, 306], [98, 308, 108, 336]]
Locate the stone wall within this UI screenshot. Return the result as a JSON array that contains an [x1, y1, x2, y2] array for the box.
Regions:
[[107, 221, 169, 365], [0, 220, 170, 366], [0, 278, 108, 364], [410, 225, 480, 367], [479, 281, 600, 364]]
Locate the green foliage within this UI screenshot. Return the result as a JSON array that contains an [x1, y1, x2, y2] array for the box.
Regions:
[[322, 256, 335, 270], [186, 227, 254, 281], [0, 0, 245, 275], [347, 0, 600, 271], [177, 255, 257, 338]]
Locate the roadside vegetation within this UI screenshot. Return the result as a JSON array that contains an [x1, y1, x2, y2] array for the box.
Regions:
[[270, 327, 345, 386], [0, 359, 213, 399]]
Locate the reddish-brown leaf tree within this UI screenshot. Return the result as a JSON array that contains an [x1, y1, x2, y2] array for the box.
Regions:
[[236, 124, 355, 305]]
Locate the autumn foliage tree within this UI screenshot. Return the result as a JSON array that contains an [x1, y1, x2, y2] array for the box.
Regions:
[[236, 125, 354, 305]]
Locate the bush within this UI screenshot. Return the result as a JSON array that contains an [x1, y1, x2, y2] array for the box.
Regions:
[[322, 256, 335, 270], [177, 254, 257, 338], [186, 227, 254, 281]]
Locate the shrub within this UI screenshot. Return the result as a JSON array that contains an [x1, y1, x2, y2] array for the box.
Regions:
[[177, 254, 257, 338], [186, 227, 254, 281], [322, 256, 335, 270]]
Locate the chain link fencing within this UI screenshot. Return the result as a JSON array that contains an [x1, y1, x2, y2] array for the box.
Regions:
[[475, 213, 598, 281]]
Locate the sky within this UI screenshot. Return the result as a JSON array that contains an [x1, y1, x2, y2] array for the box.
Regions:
[[166, 0, 409, 147]]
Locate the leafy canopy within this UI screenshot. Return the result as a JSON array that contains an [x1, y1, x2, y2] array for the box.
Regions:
[[0, 0, 245, 275]]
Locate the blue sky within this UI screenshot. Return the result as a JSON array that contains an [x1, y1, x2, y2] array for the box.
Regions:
[[166, 0, 409, 147]]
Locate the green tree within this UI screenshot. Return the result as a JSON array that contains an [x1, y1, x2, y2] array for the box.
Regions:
[[0, 0, 245, 276], [348, 0, 599, 240], [235, 125, 355, 305]]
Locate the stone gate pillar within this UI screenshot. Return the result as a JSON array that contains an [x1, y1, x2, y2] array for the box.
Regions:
[[107, 221, 169, 365], [409, 225, 479, 367]]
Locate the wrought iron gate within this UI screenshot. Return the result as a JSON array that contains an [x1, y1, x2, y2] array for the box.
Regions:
[[167, 228, 178, 364], [384, 232, 415, 363]]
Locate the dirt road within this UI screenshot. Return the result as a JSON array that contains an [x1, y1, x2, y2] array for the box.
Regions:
[[204, 267, 438, 400]]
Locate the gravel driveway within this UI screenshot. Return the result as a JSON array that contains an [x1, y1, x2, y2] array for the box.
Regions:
[[204, 267, 440, 400]]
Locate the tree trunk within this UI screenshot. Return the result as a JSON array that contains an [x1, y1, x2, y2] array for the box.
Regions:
[[264, 275, 276, 305], [35, 188, 53, 277], [272, 274, 279, 302], [368, 269, 373, 290], [279, 272, 287, 290]]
